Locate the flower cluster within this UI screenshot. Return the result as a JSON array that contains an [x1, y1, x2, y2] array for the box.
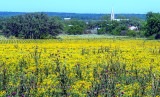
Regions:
[[0, 36, 160, 96]]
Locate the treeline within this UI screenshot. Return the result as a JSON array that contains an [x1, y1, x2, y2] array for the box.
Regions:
[[64, 12, 160, 39], [0, 12, 146, 20], [0, 13, 63, 39], [0, 12, 160, 39], [64, 19, 86, 35], [96, 16, 145, 37], [90, 12, 160, 39]]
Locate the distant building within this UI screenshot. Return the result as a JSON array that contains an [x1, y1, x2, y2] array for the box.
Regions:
[[114, 19, 129, 21], [111, 7, 115, 21], [128, 26, 138, 31], [86, 27, 100, 34], [64, 18, 71, 21], [68, 25, 73, 27], [110, 8, 129, 21]]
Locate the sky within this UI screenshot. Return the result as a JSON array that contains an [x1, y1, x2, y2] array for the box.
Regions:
[[0, 0, 159, 14]]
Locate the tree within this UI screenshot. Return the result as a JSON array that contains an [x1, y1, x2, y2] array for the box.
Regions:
[[1, 13, 63, 39], [145, 12, 160, 39], [64, 18, 86, 34], [116, 15, 126, 19], [129, 17, 141, 26], [67, 25, 84, 35], [86, 20, 100, 29], [101, 15, 110, 21]]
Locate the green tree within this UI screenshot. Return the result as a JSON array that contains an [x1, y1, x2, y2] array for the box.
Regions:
[[126, 30, 137, 37], [129, 17, 141, 26], [65, 18, 86, 28], [64, 18, 86, 34], [67, 25, 84, 35], [87, 20, 100, 29], [97, 28, 105, 34], [116, 15, 126, 19], [145, 12, 160, 39], [101, 15, 110, 21], [1, 13, 63, 39]]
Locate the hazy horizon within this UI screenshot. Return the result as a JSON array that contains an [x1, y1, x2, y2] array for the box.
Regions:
[[0, 11, 148, 14], [0, 0, 159, 14]]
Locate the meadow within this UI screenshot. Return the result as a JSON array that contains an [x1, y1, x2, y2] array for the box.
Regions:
[[0, 35, 160, 97]]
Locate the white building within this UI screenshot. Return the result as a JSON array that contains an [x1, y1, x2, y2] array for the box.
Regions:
[[64, 18, 71, 21], [68, 25, 73, 27], [128, 26, 138, 31], [111, 7, 115, 21], [114, 19, 129, 21], [110, 8, 129, 21]]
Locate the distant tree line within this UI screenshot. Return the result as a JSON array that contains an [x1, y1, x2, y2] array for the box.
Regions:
[[64, 19, 86, 35], [0, 12, 160, 39], [96, 12, 160, 39], [0, 12, 146, 20], [0, 13, 63, 39], [95, 15, 144, 36]]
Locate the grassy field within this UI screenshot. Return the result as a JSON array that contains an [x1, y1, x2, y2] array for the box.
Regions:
[[0, 35, 160, 97]]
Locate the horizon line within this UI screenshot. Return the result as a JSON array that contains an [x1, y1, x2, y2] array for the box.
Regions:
[[0, 11, 147, 14]]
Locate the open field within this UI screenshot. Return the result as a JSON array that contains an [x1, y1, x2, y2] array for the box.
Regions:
[[0, 35, 160, 96]]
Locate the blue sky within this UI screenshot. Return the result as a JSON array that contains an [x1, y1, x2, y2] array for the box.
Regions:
[[0, 0, 159, 14]]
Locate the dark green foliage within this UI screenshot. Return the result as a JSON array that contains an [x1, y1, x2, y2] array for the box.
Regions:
[[67, 25, 84, 35], [0, 13, 63, 39], [97, 28, 105, 34], [64, 19, 86, 34], [110, 21, 127, 35], [97, 14, 147, 37], [126, 30, 145, 37], [126, 30, 137, 37], [137, 31, 146, 37], [87, 20, 101, 29], [97, 21, 117, 34], [70, 19, 86, 28], [111, 27, 122, 35], [145, 12, 160, 39], [129, 17, 141, 26], [101, 15, 110, 21], [116, 15, 126, 19], [98, 20, 128, 35]]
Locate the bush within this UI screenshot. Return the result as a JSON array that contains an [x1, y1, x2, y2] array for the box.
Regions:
[[97, 28, 105, 34], [137, 31, 146, 37], [155, 32, 160, 39], [8, 36, 17, 39], [0, 30, 2, 35], [111, 27, 121, 35], [126, 30, 137, 37], [0, 35, 7, 39], [67, 25, 84, 35], [147, 34, 157, 40]]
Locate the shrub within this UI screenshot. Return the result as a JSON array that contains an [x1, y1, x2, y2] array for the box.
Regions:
[[137, 31, 146, 37], [126, 30, 137, 37], [147, 34, 157, 40], [67, 25, 84, 35], [8, 36, 17, 39], [111, 27, 121, 35], [97, 28, 105, 34], [155, 32, 160, 39]]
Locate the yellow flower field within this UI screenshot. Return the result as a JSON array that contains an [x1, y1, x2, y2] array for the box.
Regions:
[[0, 36, 160, 96]]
